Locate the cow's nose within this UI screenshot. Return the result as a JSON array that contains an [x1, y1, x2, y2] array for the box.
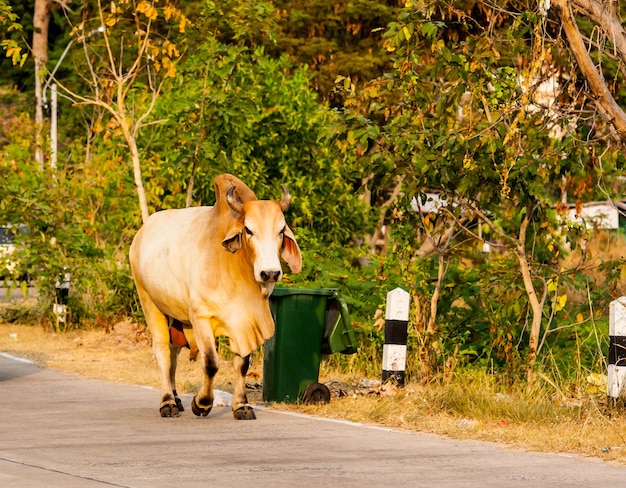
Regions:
[[260, 270, 281, 282]]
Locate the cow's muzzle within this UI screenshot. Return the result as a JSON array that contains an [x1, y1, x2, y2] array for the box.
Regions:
[[260, 270, 281, 282]]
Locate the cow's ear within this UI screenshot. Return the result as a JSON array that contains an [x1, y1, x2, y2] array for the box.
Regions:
[[282, 225, 302, 273], [222, 227, 243, 253]]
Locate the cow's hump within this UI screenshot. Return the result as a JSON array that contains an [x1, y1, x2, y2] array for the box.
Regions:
[[213, 174, 257, 216]]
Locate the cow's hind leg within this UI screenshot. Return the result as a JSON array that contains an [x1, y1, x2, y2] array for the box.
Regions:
[[232, 354, 256, 420], [135, 289, 180, 417], [191, 322, 219, 417]]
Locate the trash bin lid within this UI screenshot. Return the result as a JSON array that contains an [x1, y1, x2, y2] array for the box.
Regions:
[[271, 287, 339, 297]]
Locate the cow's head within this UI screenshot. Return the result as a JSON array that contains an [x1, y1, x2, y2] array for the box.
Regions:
[[222, 185, 302, 298]]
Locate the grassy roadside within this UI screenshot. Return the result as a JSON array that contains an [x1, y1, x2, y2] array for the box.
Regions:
[[1, 320, 625, 465]]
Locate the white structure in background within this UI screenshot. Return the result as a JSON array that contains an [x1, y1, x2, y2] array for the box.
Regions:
[[410, 193, 451, 214], [410, 193, 492, 252], [519, 68, 576, 140], [565, 201, 626, 231]]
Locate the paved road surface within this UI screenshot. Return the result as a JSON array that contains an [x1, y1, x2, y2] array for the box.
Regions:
[[1, 353, 625, 487], [0, 285, 37, 305]]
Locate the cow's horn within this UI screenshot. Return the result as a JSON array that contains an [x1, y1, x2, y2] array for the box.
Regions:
[[279, 184, 291, 212], [226, 186, 244, 213]]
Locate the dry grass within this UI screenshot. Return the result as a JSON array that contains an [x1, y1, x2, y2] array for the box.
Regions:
[[2, 320, 626, 465]]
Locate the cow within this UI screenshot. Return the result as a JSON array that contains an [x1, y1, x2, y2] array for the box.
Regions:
[[129, 174, 302, 420]]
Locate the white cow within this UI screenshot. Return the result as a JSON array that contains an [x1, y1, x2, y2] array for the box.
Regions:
[[129, 174, 302, 419]]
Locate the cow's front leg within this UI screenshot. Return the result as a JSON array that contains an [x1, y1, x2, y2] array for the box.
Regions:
[[232, 353, 256, 420], [191, 322, 219, 417]]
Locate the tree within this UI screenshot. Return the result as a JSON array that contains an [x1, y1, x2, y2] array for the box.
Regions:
[[0, 0, 26, 65], [330, 0, 626, 381], [32, 0, 51, 167], [49, 0, 188, 223]]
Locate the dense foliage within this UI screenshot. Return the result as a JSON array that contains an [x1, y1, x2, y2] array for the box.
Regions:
[[1, 0, 626, 384]]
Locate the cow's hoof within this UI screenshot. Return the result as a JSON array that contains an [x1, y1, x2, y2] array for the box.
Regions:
[[175, 396, 184, 412], [159, 403, 180, 418], [191, 396, 212, 417], [233, 405, 256, 420]]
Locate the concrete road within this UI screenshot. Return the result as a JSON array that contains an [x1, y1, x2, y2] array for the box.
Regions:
[[1, 354, 625, 488], [0, 285, 37, 305]]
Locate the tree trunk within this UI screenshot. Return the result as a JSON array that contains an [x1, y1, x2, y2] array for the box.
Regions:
[[33, 0, 51, 168], [118, 116, 150, 223], [368, 176, 402, 253], [129, 137, 150, 224], [553, 0, 626, 138], [420, 252, 446, 377], [514, 213, 545, 384]]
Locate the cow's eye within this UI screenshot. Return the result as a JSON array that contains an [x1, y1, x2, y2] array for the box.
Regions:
[[279, 226, 286, 238], [244, 226, 253, 237]]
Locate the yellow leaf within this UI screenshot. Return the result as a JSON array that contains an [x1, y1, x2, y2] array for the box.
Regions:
[[167, 61, 176, 78], [367, 85, 378, 98], [587, 373, 606, 387], [179, 17, 190, 33], [162, 41, 179, 58], [555, 294, 567, 313], [431, 39, 444, 53], [137, 1, 158, 20], [163, 5, 175, 21], [402, 25, 411, 40], [5, 46, 19, 59], [347, 131, 355, 145], [423, 213, 434, 233], [105, 15, 118, 27]]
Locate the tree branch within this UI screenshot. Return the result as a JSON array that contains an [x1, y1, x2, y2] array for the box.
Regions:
[[569, 0, 626, 68], [553, 0, 626, 137]]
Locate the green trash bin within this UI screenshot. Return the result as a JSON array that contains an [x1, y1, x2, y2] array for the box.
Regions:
[[263, 287, 357, 404]]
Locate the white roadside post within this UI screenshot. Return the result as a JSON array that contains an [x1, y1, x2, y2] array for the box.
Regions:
[[382, 288, 410, 387], [53, 272, 71, 327], [608, 297, 626, 402]]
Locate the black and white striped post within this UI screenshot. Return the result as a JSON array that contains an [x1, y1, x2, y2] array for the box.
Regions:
[[382, 287, 410, 387], [608, 297, 626, 402], [53, 271, 71, 326]]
